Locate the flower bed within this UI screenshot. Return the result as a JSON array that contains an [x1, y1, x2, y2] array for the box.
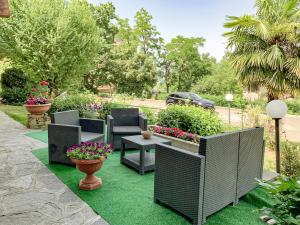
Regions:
[[150, 125, 200, 153], [153, 126, 198, 143]]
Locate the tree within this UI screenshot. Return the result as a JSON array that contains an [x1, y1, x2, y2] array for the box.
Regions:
[[165, 36, 212, 91], [134, 8, 162, 56], [192, 56, 243, 95], [84, 2, 119, 93], [0, 0, 102, 95], [224, 0, 300, 101], [84, 7, 160, 97], [117, 52, 157, 97]]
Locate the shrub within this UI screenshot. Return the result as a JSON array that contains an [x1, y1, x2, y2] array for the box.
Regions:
[[49, 94, 97, 117], [98, 102, 129, 121], [286, 99, 300, 115], [158, 105, 223, 136], [140, 107, 157, 125], [49, 94, 130, 121], [258, 176, 300, 224], [199, 93, 249, 109], [281, 141, 300, 177], [0, 68, 32, 104]]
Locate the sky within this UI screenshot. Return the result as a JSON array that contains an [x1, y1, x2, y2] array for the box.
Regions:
[[89, 0, 256, 61]]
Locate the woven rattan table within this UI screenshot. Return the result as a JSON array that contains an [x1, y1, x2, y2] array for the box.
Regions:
[[120, 135, 171, 175]]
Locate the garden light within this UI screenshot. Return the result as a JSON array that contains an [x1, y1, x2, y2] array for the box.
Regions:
[[266, 100, 288, 173]]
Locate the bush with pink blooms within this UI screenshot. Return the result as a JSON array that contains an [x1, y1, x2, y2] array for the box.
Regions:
[[153, 126, 198, 143], [67, 142, 113, 160]]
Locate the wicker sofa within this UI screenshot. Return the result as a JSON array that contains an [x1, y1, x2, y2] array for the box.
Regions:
[[107, 108, 147, 150], [48, 110, 105, 166], [154, 127, 264, 225]]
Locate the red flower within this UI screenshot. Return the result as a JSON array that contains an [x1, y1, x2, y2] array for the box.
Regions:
[[40, 81, 49, 86]]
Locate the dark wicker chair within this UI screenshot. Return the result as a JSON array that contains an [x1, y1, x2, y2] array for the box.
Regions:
[[154, 127, 264, 225], [48, 110, 105, 166], [107, 108, 147, 150]]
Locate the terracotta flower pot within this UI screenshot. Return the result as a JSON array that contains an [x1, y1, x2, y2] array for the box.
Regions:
[[71, 157, 105, 190], [0, 0, 10, 18], [24, 103, 51, 115], [141, 130, 152, 139]]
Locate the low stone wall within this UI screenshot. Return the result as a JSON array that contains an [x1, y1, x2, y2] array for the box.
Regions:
[[27, 113, 50, 129]]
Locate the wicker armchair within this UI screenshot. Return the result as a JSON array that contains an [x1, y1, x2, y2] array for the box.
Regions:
[[107, 108, 147, 150], [154, 127, 264, 225], [48, 110, 105, 166]]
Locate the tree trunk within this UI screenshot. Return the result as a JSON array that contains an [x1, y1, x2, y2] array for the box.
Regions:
[[0, 0, 10, 18], [267, 89, 279, 102], [166, 83, 170, 93]]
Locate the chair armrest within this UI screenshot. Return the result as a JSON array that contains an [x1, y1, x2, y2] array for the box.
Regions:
[[48, 124, 81, 143], [48, 124, 81, 165], [80, 118, 104, 133], [139, 114, 147, 130], [107, 115, 114, 131], [107, 115, 114, 144], [154, 143, 205, 223]]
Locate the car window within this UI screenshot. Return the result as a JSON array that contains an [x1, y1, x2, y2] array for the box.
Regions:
[[189, 93, 202, 101], [179, 93, 188, 99]]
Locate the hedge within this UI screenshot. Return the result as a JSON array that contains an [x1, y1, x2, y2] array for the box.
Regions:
[[158, 105, 223, 136]]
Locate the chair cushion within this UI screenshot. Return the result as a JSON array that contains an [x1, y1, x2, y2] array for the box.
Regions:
[[113, 126, 142, 134], [81, 132, 104, 142]]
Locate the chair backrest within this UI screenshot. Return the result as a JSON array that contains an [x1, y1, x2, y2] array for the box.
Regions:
[[199, 131, 240, 218], [50, 110, 80, 126], [236, 127, 264, 200], [111, 108, 139, 126]]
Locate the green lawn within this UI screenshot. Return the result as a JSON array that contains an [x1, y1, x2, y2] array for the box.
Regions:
[[0, 104, 28, 126]]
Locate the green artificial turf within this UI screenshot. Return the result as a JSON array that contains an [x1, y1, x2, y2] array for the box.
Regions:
[[29, 131, 273, 225], [25, 130, 48, 143]]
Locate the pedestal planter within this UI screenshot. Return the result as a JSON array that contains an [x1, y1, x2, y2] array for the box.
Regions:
[[24, 103, 51, 115], [71, 158, 105, 190], [27, 113, 50, 129]]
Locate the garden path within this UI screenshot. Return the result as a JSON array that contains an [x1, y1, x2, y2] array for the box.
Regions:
[[0, 111, 108, 225]]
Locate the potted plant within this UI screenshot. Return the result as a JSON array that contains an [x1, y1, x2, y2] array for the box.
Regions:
[[67, 142, 113, 190], [24, 81, 51, 115]]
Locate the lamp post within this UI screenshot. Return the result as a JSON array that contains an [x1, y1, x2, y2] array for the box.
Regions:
[[266, 100, 288, 174], [225, 93, 234, 125]]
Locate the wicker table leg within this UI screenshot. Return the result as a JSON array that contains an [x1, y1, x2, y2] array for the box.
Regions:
[[120, 142, 126, 164]]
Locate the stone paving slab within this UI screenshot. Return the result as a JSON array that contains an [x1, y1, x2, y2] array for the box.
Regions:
[[0, 111, 109, 225]]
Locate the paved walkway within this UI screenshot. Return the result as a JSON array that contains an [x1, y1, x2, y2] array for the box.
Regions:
[[0, 111, 108, 225]]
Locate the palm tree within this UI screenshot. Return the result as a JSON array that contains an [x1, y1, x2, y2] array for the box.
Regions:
[[224, 0, 300, 101]]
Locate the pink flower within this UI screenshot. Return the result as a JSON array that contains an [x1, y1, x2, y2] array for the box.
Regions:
[[40, 81, 49, 86]]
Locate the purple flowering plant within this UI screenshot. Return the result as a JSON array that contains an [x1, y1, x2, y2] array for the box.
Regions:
[[67, 142, 113, 160]]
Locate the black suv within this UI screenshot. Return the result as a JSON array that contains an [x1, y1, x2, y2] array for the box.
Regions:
[[166, 92, 215, 110]]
